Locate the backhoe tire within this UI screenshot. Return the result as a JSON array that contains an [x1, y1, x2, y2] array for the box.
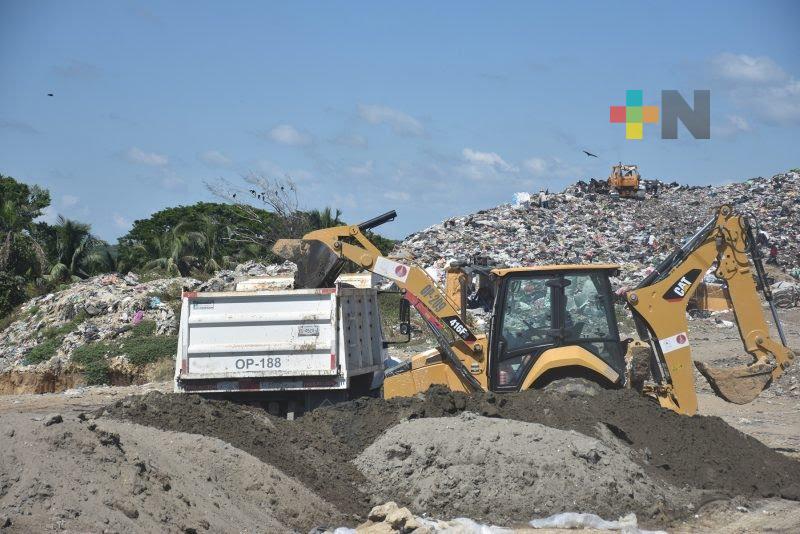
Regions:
[[542, 377, 602, 398]]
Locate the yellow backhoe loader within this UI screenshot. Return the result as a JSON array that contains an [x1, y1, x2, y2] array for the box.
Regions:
[[274, 205, 794, 415]]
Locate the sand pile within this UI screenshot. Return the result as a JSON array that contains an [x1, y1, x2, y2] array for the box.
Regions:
[[354, 412, 689, 524], [0, 411, 341, 533]]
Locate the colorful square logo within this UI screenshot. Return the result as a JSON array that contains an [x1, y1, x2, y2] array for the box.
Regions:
[[610, 90, 659, 139]]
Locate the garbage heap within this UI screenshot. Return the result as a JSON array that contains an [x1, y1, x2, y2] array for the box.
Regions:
[[398, 170, 800, 287], [0, 261, 295, 373]]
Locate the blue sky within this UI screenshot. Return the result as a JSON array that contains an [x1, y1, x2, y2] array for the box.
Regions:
[[1, 1, 799, 241]]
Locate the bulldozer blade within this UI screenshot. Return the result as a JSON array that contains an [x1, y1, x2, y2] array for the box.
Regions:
[[695, 360, 776, 404], [272, 238, 344, 289]]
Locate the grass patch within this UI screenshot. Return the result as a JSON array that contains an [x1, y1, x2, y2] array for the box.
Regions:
[[117, 320, 176, 366], [23, 311, 89, 365], [72, 342, 112, 385], [69, 320, 176, 384], [24, 338, 63, 365], [26, 305, 40, 318]]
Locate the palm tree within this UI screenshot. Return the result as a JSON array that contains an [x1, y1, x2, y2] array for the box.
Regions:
[[0, 199, 48, 277], [307, 207, 342, 230], [135, 222, 207, 277], [47, 216, 98, 281]]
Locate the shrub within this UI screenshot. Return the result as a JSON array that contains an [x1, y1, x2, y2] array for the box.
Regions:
[[0, 272, 26, 320], [23, 311, 89, 365], [118, 319, 177, 366], [72, 342, 112, 385], [24, 337, 62, 365]]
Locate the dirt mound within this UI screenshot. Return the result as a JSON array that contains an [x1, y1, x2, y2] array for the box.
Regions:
[[303, 386, 800, 501], [97, 391, 370, 520], [355, 412, 690, 524], [99, 386, 800, 527], [0, 411, 341, 533]]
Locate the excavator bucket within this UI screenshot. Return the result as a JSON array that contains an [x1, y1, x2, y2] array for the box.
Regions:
[[694, 360, 776, 404], [272, 238, 344, 289]]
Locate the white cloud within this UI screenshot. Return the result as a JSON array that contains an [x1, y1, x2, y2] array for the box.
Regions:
[[712, 53, 787, 84], [267, 124, 312, 146], [740, 79, 800, 124], [713, 115, 751, 138], [358, 104, 424, 136], [61, 194, 79, 207], [462, 148, 517, 172], [161, 174, 187, 191], [712, 53, 800, 126], [113, 213, 130, 229], [331, 133, 368, 148], [126, 147, 169, 166], [523, 156, 582, 180], [523, 157, 548, 176], [199, 149, 232, 167], [460, 148, 519, 180], [384, 191, 410, 202], [348, 160, 374, 177]]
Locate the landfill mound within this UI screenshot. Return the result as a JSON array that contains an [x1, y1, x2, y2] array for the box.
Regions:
[[400, 170, 800, 284], [354, 412, 690, 524], [0, 261, 295, 393], [0, 411, 341, 533], [100, 386, 800, 528]]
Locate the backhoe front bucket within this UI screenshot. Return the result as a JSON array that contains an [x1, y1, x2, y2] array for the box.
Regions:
[[272, 238, 344, 289], [694, 360, 776, 404]]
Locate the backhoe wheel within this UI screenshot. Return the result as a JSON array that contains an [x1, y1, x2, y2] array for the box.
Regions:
[[542, 377, 602, 398]]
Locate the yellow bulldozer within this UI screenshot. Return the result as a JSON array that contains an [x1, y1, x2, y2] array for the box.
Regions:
[[274, 205, 794, 415], [608, 162, 645, 199]]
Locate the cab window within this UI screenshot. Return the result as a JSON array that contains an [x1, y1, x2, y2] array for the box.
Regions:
[[500, 277, 551, 351]]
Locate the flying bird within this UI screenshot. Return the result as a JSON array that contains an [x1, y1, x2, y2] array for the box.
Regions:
[[582, 150, 598, 158], [47, 93, 54, 97]]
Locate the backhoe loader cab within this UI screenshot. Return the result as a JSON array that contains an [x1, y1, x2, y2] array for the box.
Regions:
[[488, 266, 626, 391], [381, 264, 627, 398]]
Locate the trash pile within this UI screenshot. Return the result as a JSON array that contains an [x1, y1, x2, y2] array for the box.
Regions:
[[197, 260, 296, 292], [399, 170, 800, 286], [0, 272, 200, 374]]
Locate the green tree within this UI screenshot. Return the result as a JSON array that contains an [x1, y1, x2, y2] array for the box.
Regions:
[[118, 202, 275, 274], [0, 175, 52, 317], [46, 216, 112, 282]]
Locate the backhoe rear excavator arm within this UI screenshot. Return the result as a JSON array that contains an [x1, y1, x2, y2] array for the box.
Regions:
[[627, 205, 794, 415]]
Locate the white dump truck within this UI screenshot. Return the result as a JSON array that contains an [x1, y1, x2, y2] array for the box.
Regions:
[[174, 273, 407, 415]]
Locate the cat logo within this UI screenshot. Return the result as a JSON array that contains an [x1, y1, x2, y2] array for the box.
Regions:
[[662, 269, 701, 302]]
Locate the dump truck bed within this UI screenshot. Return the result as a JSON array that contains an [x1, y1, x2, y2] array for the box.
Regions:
[[174, 286, 386, 396]]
